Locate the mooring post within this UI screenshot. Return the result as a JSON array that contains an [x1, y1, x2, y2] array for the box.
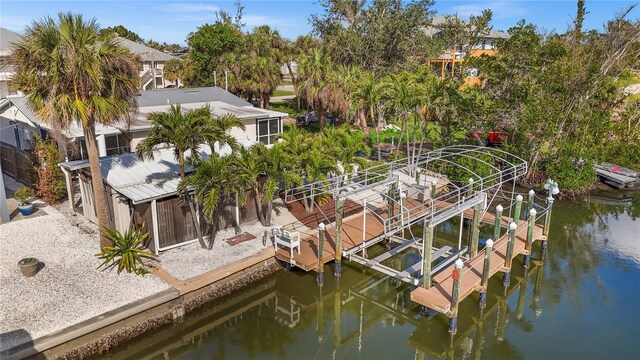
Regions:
[[524, 209, 537, 269], [494, 204, 503, 240], [526, 189, 535, 219], [431, 180, 438, 199], [496, 297, 507, 341], [448, 259, 464, 334], [503, 222, 517, 286], [399, 184, 406, 227], [470, 204, 481, 257], [415, 167, 421, 185], [542, 195, 554, 253], [422, 220, 434, 289], [513, 194, 523, 223], [317, 222, 326, 286], [335, 197, 345, 277], [387, 182, 397, 222], [467, 178, 474, 198], [478, 239, 493, 308]]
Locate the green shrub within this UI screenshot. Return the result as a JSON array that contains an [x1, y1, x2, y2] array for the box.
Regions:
[[14, 186, 35, 204], [32, 135, 67, 203], [545, 157, 596, 191], [96, 224, 156, 275]]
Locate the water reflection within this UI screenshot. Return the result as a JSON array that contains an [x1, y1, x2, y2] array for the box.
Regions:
[[102, 191, 640, 360]]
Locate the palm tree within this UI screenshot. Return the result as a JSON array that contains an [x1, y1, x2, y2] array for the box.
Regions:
[[385, 72, 420, 158], [12, 13, 139, 248], [300, 145, 336, 212], [239, 144, 302, 226], [298, 49, 331, 129], [321, 126, 371, 188], [179, 154, 250, 248], [163, 58, 183, 87], [325, 65, 362, 127], [352, 72, 389, 161], [136, 104, 243, 248]]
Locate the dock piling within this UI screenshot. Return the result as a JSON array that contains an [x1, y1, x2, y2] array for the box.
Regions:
[[448, 259, 464, 334], [526, 189, 535, 220], [335, 197, 345, 277], [494, 205, 503, 240], [467, 178, 474, 198], [524, 209, 537, 268], [469, 204, 481, 257], [431, 180, 437, 199], [541, 196, 554, 254], [317, 223, 326, 286], [502, 222, 517, 286], [478, 239, 494, 308], [422, 220, 434, 289], [513, 194, 523, 223]]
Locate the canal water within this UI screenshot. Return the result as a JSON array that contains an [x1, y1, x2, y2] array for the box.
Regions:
[[101, 190, 640, 359]]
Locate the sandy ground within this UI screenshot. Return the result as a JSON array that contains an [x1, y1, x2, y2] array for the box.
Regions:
[[159, 221, 271, 280], [0, 205, 170, 352]]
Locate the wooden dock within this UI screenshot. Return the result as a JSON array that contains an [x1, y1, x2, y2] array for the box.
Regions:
[[274, 197, 519, 271], [410, 220, 545, 316]]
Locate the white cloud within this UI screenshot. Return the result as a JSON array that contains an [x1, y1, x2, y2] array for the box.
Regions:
[[453, 1, 528, 20], [243, 14, 304, 29], [159, 3, 220, 13]]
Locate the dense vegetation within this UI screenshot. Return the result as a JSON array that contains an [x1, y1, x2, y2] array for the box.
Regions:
[[154, 0, 639, 191]]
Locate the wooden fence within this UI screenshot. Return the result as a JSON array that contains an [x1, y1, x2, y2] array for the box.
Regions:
[[0, 142, 32, 185]]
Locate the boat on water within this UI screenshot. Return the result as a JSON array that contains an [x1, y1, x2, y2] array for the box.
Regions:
[[594, 163, 638, 188]]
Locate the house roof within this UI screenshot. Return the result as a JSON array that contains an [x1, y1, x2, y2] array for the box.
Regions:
[[60, 144, 241, 204], [424, 15, 509, 39], [8, 97, 121, 137], [137, 87, 252, 107], [116, 37, 177, 62], [0, 27, 21, 57]]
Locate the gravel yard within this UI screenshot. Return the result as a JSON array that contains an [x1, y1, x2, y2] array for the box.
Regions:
[[159, 221, 271, 280], [0, 205, 170, 352]]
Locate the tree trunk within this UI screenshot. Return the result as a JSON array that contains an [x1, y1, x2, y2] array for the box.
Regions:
[[253, 187, 267, 226], [265, 200, 273, 226], [375, 127, 382, 162], [186, 193, 207, 249], [82, 123, 112, 248], [318, 106, 326, 130], [394, 117, 407, 158], [178, 151, 206, 249], [287, 63, 300, 110]]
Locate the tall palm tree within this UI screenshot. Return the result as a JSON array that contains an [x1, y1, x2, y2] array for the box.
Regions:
[[352, 72, 389, 161], [298, 49, 331, 129], [12, 13, 139, 248], [324, 65, 359, 125], [321, 126, 371, 188]]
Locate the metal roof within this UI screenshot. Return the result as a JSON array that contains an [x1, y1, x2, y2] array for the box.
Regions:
[[9, 97, 122, 138], [116, 37, 177, 62], [60, 143, 242, 204], [0, 27, 21, 57], [137, 87, 252, 107]]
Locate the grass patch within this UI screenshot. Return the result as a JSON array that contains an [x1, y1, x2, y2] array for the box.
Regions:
[[270, 99, 305, 116], [272, 89, 295, 97]]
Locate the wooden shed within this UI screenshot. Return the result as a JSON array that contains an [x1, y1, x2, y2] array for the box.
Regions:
[[60, 146, 258, 254]]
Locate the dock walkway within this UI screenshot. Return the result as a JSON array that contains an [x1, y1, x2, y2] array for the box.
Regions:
[[410, 220, 545, 315]]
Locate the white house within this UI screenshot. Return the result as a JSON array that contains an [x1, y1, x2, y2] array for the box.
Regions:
[[116, 37, 181, 91], [0, 27, 23, 99], [0, 87, 287, 158]]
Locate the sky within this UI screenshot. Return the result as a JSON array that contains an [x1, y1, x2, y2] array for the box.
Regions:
[[1, 1, 639, 45]]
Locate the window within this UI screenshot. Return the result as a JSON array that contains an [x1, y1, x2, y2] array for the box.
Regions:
[[105, 134, 131, 156], [257, 118, 281, 145]]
